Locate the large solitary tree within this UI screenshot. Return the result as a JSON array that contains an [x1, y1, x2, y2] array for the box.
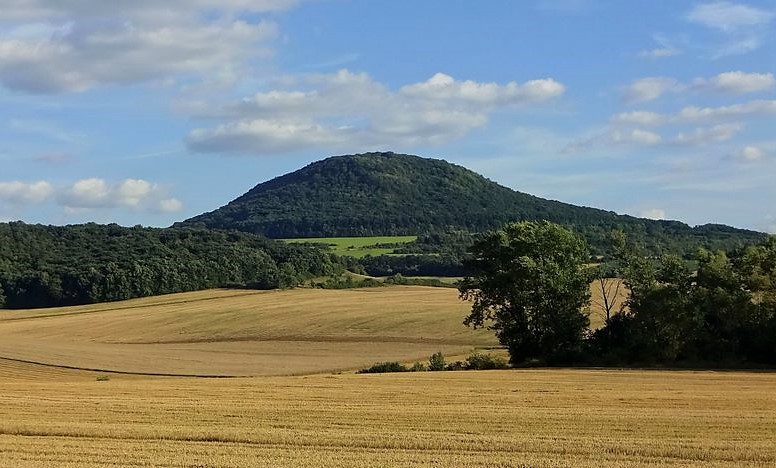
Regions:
[[459, 221, 591, 364]]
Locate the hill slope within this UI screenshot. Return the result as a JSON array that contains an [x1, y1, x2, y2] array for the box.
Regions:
[[178, 152, 765, 253]]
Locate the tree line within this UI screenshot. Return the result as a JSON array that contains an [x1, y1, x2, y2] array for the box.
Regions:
[[348, 224, 766, 279], [460, 221, 776, 367], [0, 222, 342, 309]]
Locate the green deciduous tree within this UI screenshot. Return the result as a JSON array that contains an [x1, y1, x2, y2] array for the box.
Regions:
[[592, 235, 776, 366], [459, 221, 591, 365], [428, 351, 446, 371]]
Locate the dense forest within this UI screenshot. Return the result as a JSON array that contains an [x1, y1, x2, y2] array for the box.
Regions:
[[178, 152, 766, 257], [0, 222, 342, 309]]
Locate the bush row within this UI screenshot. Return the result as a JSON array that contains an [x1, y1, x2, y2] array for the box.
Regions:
[[357, 351, 508, 374]]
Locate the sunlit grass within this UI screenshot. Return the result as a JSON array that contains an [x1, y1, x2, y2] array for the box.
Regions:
[[283, 235, 417, 257]]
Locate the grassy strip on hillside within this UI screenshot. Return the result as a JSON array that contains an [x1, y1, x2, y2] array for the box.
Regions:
[[283, 236, 417, 258]]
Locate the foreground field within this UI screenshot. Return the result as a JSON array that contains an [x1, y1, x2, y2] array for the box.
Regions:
[[0, 369, 773, 467], [0, 287, 494, 376]]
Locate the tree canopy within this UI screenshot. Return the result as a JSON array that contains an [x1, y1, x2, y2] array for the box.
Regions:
[[588, 235, 776, 366], [459, 221, 591, 364], [458, 221, 776, 367], [0, 222, 342, 309]]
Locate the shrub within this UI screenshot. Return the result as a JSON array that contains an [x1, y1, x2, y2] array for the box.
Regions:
[[465, 352, 509, 370], [319, 276, 385, 289], [428, 351, 446, 371], [357, 361, 408, 374], [410, 362, 426, 372], [445, 360, 466, 371]]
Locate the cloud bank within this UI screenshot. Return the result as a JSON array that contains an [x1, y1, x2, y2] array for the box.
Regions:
[[186, 70, 566, 155], [0, 1, 292, 93], [0, 178, 182, 213]]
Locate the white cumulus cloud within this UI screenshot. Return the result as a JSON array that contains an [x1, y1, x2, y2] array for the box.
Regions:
[[733, 145, 767, 162], [673, 123, 744, 146], [158, 198, 183, 213], [677, 100, 776, 121], [687, 2, 775, 57], [638, 33, 683, 60], [0, 177, 184, 214], [399, 73, 565, 105], [687, 1, 774, 32], [0, 180, 53, 205], [640, 208, 666, 220], [623, 77, 682, 103], [612, 99, 776, 128], [611, 111, 666, 126], [0, 1, 289, 93], [59, 178, 182, 212], [614, 129, 663, 146], [639, 47, 682, 59], [0, 1, 298, 20], [693, 71, 775, 94], [186, 70, 566, 155], [623, 71, 774, 103], [61, 178, 110, 208], [564, 128, 663, 153]]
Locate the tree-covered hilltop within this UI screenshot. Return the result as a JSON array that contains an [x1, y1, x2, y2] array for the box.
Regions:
[[177, 152, 765, 256], [0, 222, 341, 309]]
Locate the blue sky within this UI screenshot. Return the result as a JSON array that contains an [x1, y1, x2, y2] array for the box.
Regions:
[[1, 0, 775, 232]]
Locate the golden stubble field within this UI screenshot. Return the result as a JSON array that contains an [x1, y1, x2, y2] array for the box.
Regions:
[[0, 367, 773, 467], [0, 287, 496, 377], [0, 282, 621, 378], [1, 285, 773, 467]]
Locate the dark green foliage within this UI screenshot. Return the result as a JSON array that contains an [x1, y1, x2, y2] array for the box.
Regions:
[[382, 274, 456, 288], [464, 352, 509, 370], [317, 276, 384, 289], [590, 235, 776, 366], [460, 221, 592, 365], [394, 230, 475, 257], [0, 222, 341, 309], [358, 254, 467, 278], [445, 361, 466, 371], [359, 352, 509, 373], [356, 362, 408, 374], [428, 351, 446, 371], [177, 152, 765, 258], [358, 230, 476, 278], [410, 362, 426, 372]]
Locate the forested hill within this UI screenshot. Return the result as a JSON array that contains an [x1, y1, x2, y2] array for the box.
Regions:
[[0, 223, 341, 309], [178, 152, 765, 254]]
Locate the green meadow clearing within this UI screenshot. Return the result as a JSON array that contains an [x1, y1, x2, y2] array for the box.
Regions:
[[283, 235, 417, 257]]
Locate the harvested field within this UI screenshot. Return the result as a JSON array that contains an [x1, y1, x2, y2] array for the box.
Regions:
[[0, 286, 495, 376], [0, 370, 773, 467]]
